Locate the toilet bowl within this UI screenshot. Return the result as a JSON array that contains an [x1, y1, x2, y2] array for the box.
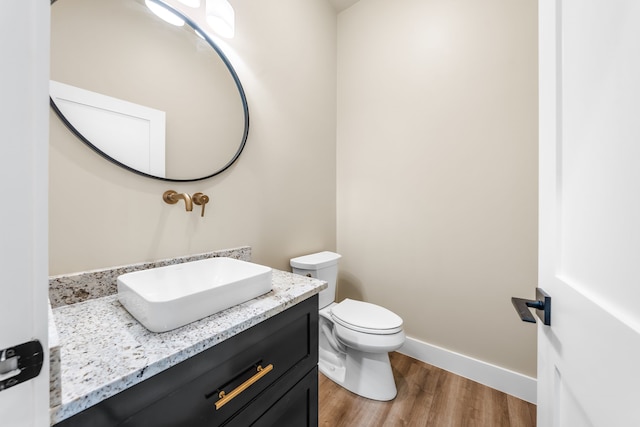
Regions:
[[290, 251, 405, 401]]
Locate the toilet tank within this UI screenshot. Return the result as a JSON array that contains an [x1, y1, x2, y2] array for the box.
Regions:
[[290, 251, 341, 309]]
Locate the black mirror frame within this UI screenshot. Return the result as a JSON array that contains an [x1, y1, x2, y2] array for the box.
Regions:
[[49, 0, 249, 182]]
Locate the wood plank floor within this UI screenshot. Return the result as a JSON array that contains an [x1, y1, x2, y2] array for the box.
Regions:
[[319, 352, 536, 427]]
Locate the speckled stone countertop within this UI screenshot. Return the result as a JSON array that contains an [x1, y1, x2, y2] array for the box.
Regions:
[[49, 262, 325, 425]]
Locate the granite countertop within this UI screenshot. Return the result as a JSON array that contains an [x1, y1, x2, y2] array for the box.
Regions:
[[49, 269, 326, 425]]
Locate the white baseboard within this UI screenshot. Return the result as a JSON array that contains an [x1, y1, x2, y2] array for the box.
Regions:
[[398, 337, 537, 404]]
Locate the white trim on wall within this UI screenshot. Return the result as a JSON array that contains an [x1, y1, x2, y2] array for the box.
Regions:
[[398, 337, 536, 404]]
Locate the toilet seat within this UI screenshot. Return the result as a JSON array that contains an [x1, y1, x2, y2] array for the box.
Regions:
[[331, 299, 403, 335]]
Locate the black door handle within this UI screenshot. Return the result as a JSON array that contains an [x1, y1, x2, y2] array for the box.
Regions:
[[511, 288, 551, 326]]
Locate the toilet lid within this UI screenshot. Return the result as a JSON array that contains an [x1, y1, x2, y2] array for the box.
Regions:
[[331, 299, 403, 335]]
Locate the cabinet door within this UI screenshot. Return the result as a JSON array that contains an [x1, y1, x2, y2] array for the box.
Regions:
[[251, 368, 318, 427], [120, 313, 313, 426], [225, 367, 318, 427]]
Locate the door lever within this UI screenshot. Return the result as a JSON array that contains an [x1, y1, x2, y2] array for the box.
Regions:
[[511, 288, 551, 326], [0, 340, 43, 392]]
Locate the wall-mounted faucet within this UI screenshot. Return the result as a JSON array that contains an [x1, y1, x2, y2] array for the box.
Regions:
[[193, 193, 210, 217], [163, 190, 193, 212]]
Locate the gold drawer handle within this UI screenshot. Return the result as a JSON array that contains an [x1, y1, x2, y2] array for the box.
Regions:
[[215, 364, 274, 410]]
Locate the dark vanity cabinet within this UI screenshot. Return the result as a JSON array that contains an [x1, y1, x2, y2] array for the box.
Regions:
[[56, 295, 319, 427]]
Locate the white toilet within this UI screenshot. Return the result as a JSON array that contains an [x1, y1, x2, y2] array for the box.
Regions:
[[290, 251, 405, 401]]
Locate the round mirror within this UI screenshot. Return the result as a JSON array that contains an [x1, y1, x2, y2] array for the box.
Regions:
[[50, 0, 249, 182]]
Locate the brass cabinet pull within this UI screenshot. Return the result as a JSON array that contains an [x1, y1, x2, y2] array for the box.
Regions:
[[215, 364, 274, 410]]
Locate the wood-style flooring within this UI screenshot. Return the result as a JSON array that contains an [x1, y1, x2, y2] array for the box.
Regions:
[[319, 352, 536, 427]]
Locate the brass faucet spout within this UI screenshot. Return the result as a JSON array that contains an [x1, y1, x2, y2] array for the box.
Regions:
[[163, 190, 193, 212], [179, 193, 193, 211]]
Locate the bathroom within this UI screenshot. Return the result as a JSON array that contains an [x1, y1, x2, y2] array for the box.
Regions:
[[5, 0, 540, 425], [53, 0, 537, 389]]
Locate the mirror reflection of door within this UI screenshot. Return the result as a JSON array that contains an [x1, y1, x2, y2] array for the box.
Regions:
[[50, 80, 167, 177], [50, 0, 248, 181]]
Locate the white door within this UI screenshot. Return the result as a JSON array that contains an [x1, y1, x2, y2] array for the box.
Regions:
[[0, 1, 50, 426], [537, 0, 640, 426]]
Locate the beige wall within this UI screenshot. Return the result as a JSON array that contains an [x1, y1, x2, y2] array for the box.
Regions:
[[49, 0, 337, 275], [336, 0, 538, 376]]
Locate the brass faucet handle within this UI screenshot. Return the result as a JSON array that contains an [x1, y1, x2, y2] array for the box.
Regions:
[[193, 192, 210, 217]]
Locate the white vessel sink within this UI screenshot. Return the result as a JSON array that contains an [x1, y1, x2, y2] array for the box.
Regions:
[[117, 257, 272, 332]]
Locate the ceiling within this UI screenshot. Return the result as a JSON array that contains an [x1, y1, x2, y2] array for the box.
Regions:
[[328, 0, 360, 13]]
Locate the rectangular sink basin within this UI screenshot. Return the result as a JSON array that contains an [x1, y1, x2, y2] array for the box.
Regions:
[[117, 257, 272, 332]]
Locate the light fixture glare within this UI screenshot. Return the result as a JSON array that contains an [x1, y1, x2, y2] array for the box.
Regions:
[[145, 0, 185, 26], [176, 0, 201, 8], [206, 0, 235, 39]]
